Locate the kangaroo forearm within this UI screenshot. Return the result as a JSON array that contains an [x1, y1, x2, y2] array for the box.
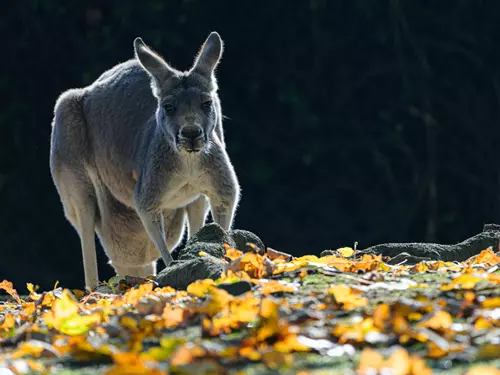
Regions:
[[136, 207, 173, 266]]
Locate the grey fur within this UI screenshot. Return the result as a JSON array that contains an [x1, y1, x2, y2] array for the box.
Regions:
[[50, 32, 240, 288]]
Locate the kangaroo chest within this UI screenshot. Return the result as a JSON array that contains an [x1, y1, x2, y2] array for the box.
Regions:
[[161, 154, 208, 209]]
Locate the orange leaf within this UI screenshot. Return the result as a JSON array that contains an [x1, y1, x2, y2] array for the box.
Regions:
[[469, 248, 500, 267], [465, 366, 500, 375], [0, 280, 21, 303], [240, 253, 266, 278], [170, 343, 205, 367], [373, 303, 390, 330], [357, 348, 384, 375], [328, 284, 367, 310], [0, 313, 16, 331], [224, 244, 243, 260], [416, 310, 452, 331], [186, 279, 216, 297], [383, 348, 411, 375]]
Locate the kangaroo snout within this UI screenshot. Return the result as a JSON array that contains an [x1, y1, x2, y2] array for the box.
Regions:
[[178, 126, 205, 152], [180, 126, 203, 140]]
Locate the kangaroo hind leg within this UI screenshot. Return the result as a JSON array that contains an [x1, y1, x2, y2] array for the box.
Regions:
[[52, 168, 99, 289]]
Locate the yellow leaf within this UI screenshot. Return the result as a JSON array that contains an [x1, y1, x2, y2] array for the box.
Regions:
[[482, 297, 500, 309], [337, 247, 354, 258], [186, 279, 216, 297], [198, 251, 208, 257], [441, 274, 484, 291], [27, 283, 42, 301], [53, 289, 79, 320]]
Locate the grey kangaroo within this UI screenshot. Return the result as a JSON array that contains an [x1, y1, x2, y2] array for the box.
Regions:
[[50, 32, 240, 288]]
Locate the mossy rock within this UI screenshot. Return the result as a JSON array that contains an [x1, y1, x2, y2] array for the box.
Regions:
[[186, 223, 236, 247], [229, 229, 265, 253], [154, 256, 225, 289], [177, 242, 226, 261]]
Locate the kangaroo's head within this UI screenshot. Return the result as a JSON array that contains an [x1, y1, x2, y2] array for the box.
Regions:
[[134, 32, 223, 153]]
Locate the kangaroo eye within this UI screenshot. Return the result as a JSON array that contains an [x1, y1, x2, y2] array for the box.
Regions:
[[202, 100, 213, 109], [164, 103, 176, 113]]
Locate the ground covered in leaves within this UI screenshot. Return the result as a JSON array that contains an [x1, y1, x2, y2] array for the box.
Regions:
[[1, 244, 500, 374]]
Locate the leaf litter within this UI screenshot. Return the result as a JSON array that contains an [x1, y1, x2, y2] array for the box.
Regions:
[[0, 247, 499, 374]]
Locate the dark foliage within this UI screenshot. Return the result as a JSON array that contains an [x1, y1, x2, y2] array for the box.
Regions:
[[1, 0, 499, 288]]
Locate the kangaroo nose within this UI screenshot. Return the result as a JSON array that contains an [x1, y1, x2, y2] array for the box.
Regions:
[[180, 126, 203, 140]]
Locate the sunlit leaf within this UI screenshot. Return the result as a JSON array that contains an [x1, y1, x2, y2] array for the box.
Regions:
[[337, 247, 355, 258], [0, 280, 21, 303]]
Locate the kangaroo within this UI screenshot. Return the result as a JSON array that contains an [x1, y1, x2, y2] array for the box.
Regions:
[[50, 32, 240, 288]]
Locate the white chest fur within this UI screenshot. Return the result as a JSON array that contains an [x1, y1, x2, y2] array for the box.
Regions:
[[161, 152, 208, 209]]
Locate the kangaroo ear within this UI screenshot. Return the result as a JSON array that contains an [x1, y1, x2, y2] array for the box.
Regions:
[[192, 32, 223, 78], [134, 38, 174, 92]]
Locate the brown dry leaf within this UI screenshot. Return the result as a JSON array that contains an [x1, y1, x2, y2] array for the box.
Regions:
[[261, 350, 293, 369], [266, 247, 292, 261], [0, 279, 22, 303]]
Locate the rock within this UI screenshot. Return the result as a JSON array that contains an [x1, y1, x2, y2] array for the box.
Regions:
[[364, 223, 500, 262], [386, 252, 431, 265], [229, 229, 265, 253], [154, 256, 225, 290], [216, 280, 253, 296], [177, 242, 226, 261], [186, 223, 235, 248]]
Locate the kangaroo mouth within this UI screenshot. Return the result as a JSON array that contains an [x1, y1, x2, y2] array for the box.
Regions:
[[178, 137, 205, 153]]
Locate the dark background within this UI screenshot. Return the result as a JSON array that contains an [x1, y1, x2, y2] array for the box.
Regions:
[[1, 0, 499, 289]]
